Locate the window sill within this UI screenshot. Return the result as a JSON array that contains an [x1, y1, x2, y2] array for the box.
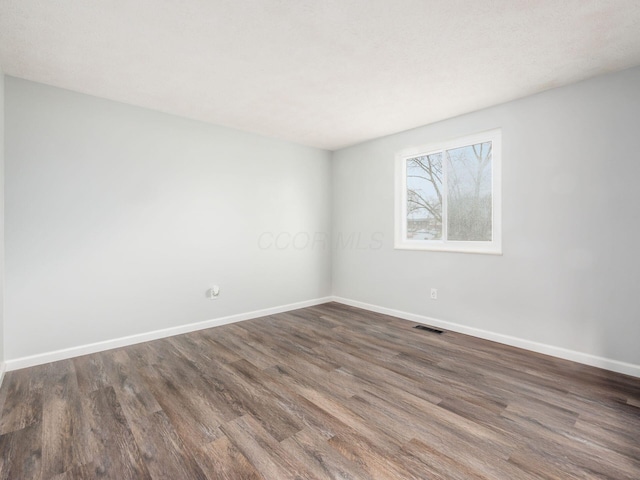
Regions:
[[394, 241, 502, 255]]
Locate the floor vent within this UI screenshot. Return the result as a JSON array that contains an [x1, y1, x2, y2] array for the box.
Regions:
[[414, 325, 444, 334]]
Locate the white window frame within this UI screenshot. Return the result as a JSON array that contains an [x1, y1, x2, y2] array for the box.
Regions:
[[394, 129, 502, 255]]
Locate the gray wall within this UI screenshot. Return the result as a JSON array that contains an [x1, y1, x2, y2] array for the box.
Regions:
[[0, 68, 4, 372], [5, 77, 331, 360], [332, 66, 640, 366], [5, 68, 640, 369]]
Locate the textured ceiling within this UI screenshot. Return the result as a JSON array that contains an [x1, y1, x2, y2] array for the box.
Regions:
[[1, 0, 640, 150]]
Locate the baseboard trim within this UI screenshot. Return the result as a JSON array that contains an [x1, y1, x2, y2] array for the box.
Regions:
[[7, 295, 638, 378], [5, 296, 333, 371], [0, 362, 5, 389], [331, 296, 640, 378]]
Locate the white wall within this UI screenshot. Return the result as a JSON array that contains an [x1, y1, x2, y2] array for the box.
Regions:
[[332, 66, 640, 368], [5, 77, 331, 361]]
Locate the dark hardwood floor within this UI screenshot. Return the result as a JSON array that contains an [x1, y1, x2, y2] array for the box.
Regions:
[[0, 302, 639, 479]]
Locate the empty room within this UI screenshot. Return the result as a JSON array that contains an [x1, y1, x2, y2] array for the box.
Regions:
[[0, 1, 639, 479]]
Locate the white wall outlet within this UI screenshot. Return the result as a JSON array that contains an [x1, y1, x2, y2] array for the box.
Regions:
[[430, 288, 438, 300], [207, 285, 220, 300]]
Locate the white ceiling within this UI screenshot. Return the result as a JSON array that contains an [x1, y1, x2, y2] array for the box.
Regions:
[[1, 1, 640, 150]]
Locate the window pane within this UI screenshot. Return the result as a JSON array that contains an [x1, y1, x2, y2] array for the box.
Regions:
[[446, 142, 492, 241], [406, 153, 443, 240]]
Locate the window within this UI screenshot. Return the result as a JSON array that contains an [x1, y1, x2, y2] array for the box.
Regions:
[[395, 129, 501, 254]]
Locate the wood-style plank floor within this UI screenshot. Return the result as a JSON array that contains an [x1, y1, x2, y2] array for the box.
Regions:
[[1, 302, 639, 479]]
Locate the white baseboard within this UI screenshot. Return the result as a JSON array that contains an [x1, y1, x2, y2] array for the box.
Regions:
[[331, 296, 640, 378], [5, 296, 333, 371], [6, 295, 639, 379], [0, 362, 5, 389]]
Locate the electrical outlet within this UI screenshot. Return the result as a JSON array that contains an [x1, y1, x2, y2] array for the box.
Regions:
[[207, 285, 220, 300], [430, 288, 438, 300]]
